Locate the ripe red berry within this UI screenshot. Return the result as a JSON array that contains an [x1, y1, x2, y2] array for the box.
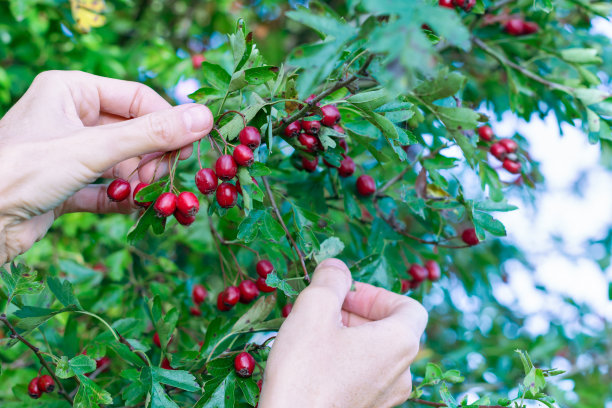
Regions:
[[298, 133, 319, 152], [216, 292, 232, 311], [338, 138, 348, 153], [189, 305, 202, 316], [499, 138, 518, 153], [305, 94, 319, 105], [400, 279, 411, 293], [523, 21, 539, 34], [425, 260, 441, 281], [234, 352, 256, 378], [302, 120, 321, 136], [161, 357, 174, 370], [215, 155, 238, 180], [256, 276, 276, 293], [302, 157, 319, 173], [356, 175, 376, 196], [154, 192, 177, 217], [133, 182, 152, 207], [153, 332, 161, 348], [489, 142, 508, 160], [107, 178, 131, 202], [333, 124, 345, 133], [221, 286, 241, 308], [478, 125, 494, 142], [321, 105, 341, 127], [174, 210, 196, 226], [38, 375, 54, 393], [256, 260, 274, 278], [233, 144, 255, 167], [462, 228, 480, 246], [192, 284, 207, 304], [284, 121, 302, 138], [192, 54, 205, 69], [239, 126, 262, 150], [216, 182, 238, 208], [239, 280, 260, 304], [96, 356, 111, 371], [410, 279, 422, 290], [195, 168, 218, 195], [177, 192, 199, 217], [281, 303, 293, 318], [338, 155, 355, 177], [505, 18, 525, 36], [236, 177, 258, 195], [503, 159, 522, 174], [439, 0, 454, 8], [409, 264, 428, 283], [28, 377, 41, 399]]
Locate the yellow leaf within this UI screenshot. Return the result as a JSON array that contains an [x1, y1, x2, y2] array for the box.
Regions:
[[70, 0, 106, 33]]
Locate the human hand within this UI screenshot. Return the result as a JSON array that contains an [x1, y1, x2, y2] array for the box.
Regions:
[[260, 259, 428, 408], [0, 71, 213, 265]]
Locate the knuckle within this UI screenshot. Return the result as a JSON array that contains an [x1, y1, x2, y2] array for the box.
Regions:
[[145, 114, 175, 146], [33, 70, 62, 85], [129, 84, 159, 117]]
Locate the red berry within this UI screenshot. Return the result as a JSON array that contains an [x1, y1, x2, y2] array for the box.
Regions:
[[221, 286, 241, 308], [478, 125, 494, 142], [177, 192, 199, 217], [333, 124, 345, 134], [302, 157, 319, 173], [356, 175, 376, 196], [256, 260, 274, 278], [216, 182, 238, 208], [505, 18, 525, 36], [400, 279, 411, 293], [215, 155, 238, 180], [195, 168, 218, 195], [281, 303, 293, 318], [37, 375, 54, 393], [161, 357, 174, 370], [153, 332, 161, 348], [284, 121, 302, 138], [216, 293, 232, 311], [233, 144, 255, 167], [503, 159, 522, 174], [28, 377, 41, 399], [338, 138, 348, 153], [410, 279, 422, 290], [320, 105, 341, 127], [107, 178, 131, 202], [523, 21, 539, 34], [302, 120, 321, 136], [192, 54, 205, 69], [239, 280, 260, 304], [298, 133, 319, 152], [499, 138, 518, 153], [425, 260, 441, 281], [189, 305, 202, 316], [256, 276, 275, 293], [462, 228, 480, 246], [489, 142, 508, 161], [338, 155, 355, 177], [174, 210, 196, 226], [234, 352, 256, 378], [408, 264, 428, 283], [133, 182, 152, 207], [192, 284, 207, 304], [154, 192, 177, 217], [439, 0, 454, 8], [236, 177, 258, 195], [239, 126, 262, 150], [257, 379, 263, 391], [96, 356, 111, 371]]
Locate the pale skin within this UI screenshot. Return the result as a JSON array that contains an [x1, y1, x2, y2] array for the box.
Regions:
[[0, 71, 428, 408]]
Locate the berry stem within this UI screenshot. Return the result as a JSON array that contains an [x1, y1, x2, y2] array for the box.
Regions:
[[216, 110, 247, 128], [197, 139, 203, 170], [209, 219, 260, 257], [210, 223, 229, 286]]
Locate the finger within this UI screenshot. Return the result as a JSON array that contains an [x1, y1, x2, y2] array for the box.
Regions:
[[379, 369, 413, 408], [340, 310, 371, 327], [59, 182, 141, 215], [137, 145, 194, 183], [101, 157, 142, 180], [97, 112, 128, 126]]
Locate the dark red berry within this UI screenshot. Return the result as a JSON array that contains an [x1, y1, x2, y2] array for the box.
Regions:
[[298, 133, 319, 152], [356, 175, 376, 196], [107, 179, 131, 202], [338, 138, 348, 153], [256, 276, 276, 293], [281, 303, 293, 318], [189, 305, 202, 316], [523, 21, 539, 34], [153, 332, 161, 348], [177, 191, 199, 217], [409, 264, 428, 283], [236, 177, 258, 195], [425, 260, 441, 281], [478, 126, 494, 142], [233, 144, 255, 167], [256, 260, 274, 278], [439, 0, 454, 8], [284, 121, 302, 138], [503, 159, 522, 174], [257, 379, 263, 391], [174, 210, 196, 226], [215, 155, 238, 180], [462, 228, 480, 246], [320, 105, 341, 127], [338, 155, 355, 177], [192, 284, 207, 304], [38, 375, 54, 393], [401, 279, 411, 293], [133, 182, 152, 207], [489, 142, 508, 160], [238, 280, 260, 304], [234, 352, 256, 378], [302, 157, 319, 173], [333, 124, 345, 133], [222, 286, 241, 307], [505, 18, 525, 36], [499, 138, 518, 153], [302, 120, 321, 136], [410, 279, 422, 290], [192, 54, 205, 69], [216, 292, 232, 311], [216, 182, 238, 208], [195, 168, 218, 195], [28, 377, 41, 399], [239, 126, 261, 150], [96, 356, 111, 371], [154, 192, 177, 217], [161, 357, 174, 370]]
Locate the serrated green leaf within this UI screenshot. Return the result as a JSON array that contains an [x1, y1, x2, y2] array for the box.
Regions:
[[233, 293, 276, 332]]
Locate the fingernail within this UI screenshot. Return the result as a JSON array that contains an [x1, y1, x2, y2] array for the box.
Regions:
[[183, 105, 211, 133], [317, 258, 349, 272]]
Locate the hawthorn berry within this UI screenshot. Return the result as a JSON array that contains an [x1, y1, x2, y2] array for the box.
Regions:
[[503, 159, 522, 174], [133, 182, 152, 207], [499, 138, 518, 153], [220, 286, 241, 309], [195, 168, 218, 195], [284, 120, 302, 138], [177, 192, 199, 217], [439, 0, 454, 8], [425, 260, 441, 281], [333, 124, 345, 134], [256, 260, 274, 278], [409, 264, 428, 283], [338, 138, 349, 153], [215, 155, 238, 180], [338, 155, 355, 178], [234, 352, 256, 378], [96, 356, 111, 371], [239, 126, 262, 150], [28, 377, 41, 399], [302, 119, 321, 136], [523, 22, 539, 34], [239, 280, 260, 304], [256, 276, 276, 293], [489, 142, 508, 161], [38, 375, 54, 393], [189, 306, 202, 316], [161, 358, 174, 370], [478, 125, 494, 142], [298, 133, 319, 152], [356, 175, 376, 196], [504, 18, 525, 36], [107, 178, 131, 202], [410, 279, 422, 290], [216, 293, 232, 311], [305, 94, 319, 105], [320, 105, 341, 127], [302, 156, 319, 173], [174, 210, 196, 226], [281, 303, 293, 318], [153, 332, 161, 348], [192, 284, 207, 304], [216, 182, 238, 208], [401, 279, 411, 293], [462, 228, 480, 246], [191, 53, 205, 69], [154, 192, 177, 217], [233, 144, 255, 167]]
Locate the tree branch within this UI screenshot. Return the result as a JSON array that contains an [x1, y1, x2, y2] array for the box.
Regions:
[[115, 331, 150, 366]]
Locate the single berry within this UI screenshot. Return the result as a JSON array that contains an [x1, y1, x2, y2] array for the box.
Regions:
[[28, 377, 41, 399], [462, 228, 480, 246], [174, 210, 196, 226], [489, 142, 508, 161], [234, 352, 256, 378], [177, 192, 199, 217], [153, 332, 161, 348], [239, 280, 260, 304], [133, 182, 152, 207], [302, 120, 321, 136], [189, 305, 202, 316], [338, 155, 355, 177], [504, 18, 525, 36], [304, 94, 320, 105], [216, 182, 238, 208], [439, 0, 454, 8], [257, 379, 263, 391], [338, 139, 349, 153], [333, 124, 345, 134], [410, 279, 422, 290], [256, 276, 276, 293], [154, 192, 177, 217], [216, 292, 232, 311], [256, 260, 274, 278], [107, 178, 131, 202], [215, 155, 238, 180], [281, 303, 293, 318], [356, 175, 376, 196], [239, 126, 262, 150], [408, 264, 428, 283], [503, 159, 522, 174], [284, 121, 302, 138], [192, 284, 207, 304], [523, 21, 539, 34], [96, 356, 111, 371], [478, 125, 494, 142], [195, 168, 218, 195], [401, 279, 411, 293], [38, 375, 54, 393], [298, 133, 319, 152], [161, 358, 174, 370], [236, 177, 258, 195], [425, 260, 441, 281], [192, 54, 205, 69], [499, 138, 518, 153], [320, 105, 341, 127], [302, 157, 319, 173], [233, 144, 255, 167], [222, 286, 241, 308]]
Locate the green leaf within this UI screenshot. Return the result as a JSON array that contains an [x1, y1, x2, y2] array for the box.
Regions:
[[353, 256, 395, 290], [262, 212, 285, 241], [314, 237, 345, 263], [151, 366, 200, 392], [237, 377, 260, 405], [47, 277, 82, 309], [233, 293, 277, 332], [424, 363, 443, 384], [473, 211, 506, 237], [14, 305, 79, 331], [433, 106, 479, 130], [220, 100, 266, 141], [414, 70, 467, 103], [201, 62, 231, 89], [249, 163, 271, 177], [69, 354, 96, 376], [245, 66, 278, 85], [265, 272, 298, 297], [237, 210, 266, 242], [55, 356, 73, 379], [560, 48, 602, 64], [347, 89, 391, 111], [127, 204, 166, 244], [1, 263, 44, 299], [73, 374, 113, 408], [474, 200, 518, 212], [195, 372, 237, 408]]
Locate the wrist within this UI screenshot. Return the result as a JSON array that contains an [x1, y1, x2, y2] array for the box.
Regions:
[[259, 377, 326, 408]]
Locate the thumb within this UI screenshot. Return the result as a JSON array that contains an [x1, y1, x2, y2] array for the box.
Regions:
[[73, 103, 214, 172]]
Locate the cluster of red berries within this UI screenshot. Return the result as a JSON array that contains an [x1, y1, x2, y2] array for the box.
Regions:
[[402, 260, 441, 291], [27, 375, 54, 399], [216, 260, 276, 312], [439, 0, 475, 12], [189, 284, 208, 316], [478, 125, 522, 174], [504, 18, 539, 36]]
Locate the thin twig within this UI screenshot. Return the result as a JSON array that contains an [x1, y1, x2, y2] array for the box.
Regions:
[[376, 167, 410, 197], [115, 331, 150, 366]]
